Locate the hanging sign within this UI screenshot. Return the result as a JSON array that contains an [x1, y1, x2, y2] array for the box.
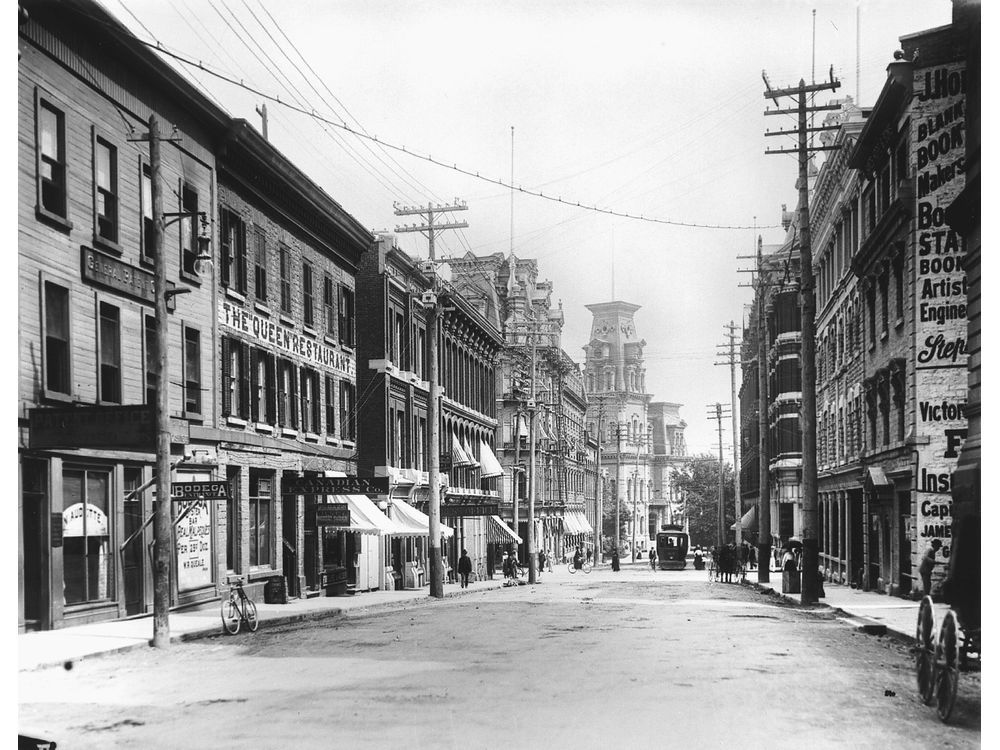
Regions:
[[171, 481, 230, 501]]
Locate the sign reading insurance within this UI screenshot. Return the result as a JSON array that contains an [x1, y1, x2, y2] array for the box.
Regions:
[[218, 300, 355, 378], [282, 476, 390, 495]]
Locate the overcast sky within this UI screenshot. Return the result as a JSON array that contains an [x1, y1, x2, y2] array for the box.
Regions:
[[111, 0, 954, 456]]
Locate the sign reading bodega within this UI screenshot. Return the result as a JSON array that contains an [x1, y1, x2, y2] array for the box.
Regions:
[[218, 301, 355, 378]]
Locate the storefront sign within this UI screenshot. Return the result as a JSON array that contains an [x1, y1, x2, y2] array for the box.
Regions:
[[29, 405, 155, 450], [62, 503, 108, 537], [911, 60, 967, 567], [218, 300, 355, 378], [440, 503, 499, 518], [311, 503, 351, 526], [171, 481, 229, 500], [176, 500, 213, 591], [81, 246, 176, 309], [282, 476, 389, 495]]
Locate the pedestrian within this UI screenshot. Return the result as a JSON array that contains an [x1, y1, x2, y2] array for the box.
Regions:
[[458, 549, 472, 589], [611, 547, 621, 572], [573, 546, 584, 571], [648, 547, 657, 570], [586, 547, 593, 564], [919, 539, 943, 597], [538, 549, 546, 575]]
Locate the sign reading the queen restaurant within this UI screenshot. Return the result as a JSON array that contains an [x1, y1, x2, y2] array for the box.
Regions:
[[218, 300, 355, 379]]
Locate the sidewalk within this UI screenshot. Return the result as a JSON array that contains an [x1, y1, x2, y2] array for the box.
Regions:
[[18, 578, 505, 672], [746, 570, 949, 642]]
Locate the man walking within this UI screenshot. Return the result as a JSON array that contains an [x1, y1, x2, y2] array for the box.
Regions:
[[458, 548, 472, 589], [919, 539, 943, 597]]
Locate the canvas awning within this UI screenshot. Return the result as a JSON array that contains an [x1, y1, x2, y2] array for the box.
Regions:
[[388, 497, 454, 537], [574, 512, 594, 535], [563, 511, 592, 535], [451, 434, 474, 467], [486, 514, 521, 545], [462, 437, 480, 468], [338, 494, 396, 535], [731, 505, 758, 531], [478, 439, 504, 478]]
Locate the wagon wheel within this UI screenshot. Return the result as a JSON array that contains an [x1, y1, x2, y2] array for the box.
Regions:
[[935, 610, 960, 723], [915, 595, 936, 705]]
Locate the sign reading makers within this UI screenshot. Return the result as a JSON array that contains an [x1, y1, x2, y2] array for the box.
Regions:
[[311, 503, 351, 526], [29, 404, 155, 450], [171, 481, 230, 501], [282, 476, 390, 496]]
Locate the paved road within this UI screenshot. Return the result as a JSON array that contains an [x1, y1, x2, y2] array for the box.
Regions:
[[19, 566, 980, 749]]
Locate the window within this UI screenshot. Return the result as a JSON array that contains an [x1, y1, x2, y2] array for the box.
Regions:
[[94, 136, 118, 243], [37, 98, 67, 219], [253, 226, 267, 300], [183, 326, 201, 415], [43, 281, 71, 395], [894, 256, 905, 322], [862, 184, 876, 238], [323, 275, 335, 333], [867, 284, 876, 347], [279, 245, 292, 314], [98, 302, 121, 403], [248, 471, 272, 568], [62, 467, 112, 604], [141, 164, 154, 263], [277, 358, 297, 429], [180, 184, 199, 276], [300, 367, 320, 433], [144, 314, 157, 404], [250, 349, 275, 424], [302, 261, 315, 328], [220, 208, 247, 293], [339, 380, 356, 441], [414, 326, 426, 379], [338, 285, 355, 347], [221, 337, 249, 419], [416, 414, 427, 470], [324, 375, 337, 436], [879, 271, 889, 336]]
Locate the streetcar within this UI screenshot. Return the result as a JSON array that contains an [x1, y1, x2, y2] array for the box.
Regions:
[[655, 524, 689, 570]]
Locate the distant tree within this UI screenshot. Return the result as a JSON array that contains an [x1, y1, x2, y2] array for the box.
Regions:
[[670, 454, 736, 549], [601, 489, 632, 552]]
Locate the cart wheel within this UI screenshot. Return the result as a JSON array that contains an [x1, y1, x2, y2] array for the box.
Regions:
[[935, 610, 960, 722], [915, 595, 936, 705]]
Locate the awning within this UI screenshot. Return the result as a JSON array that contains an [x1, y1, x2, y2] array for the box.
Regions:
[[462, 437, 480, 468], [563, 511, 592, 535], [451, 434, 474, 467], [731, 505, 758, 532], [478, 439, 504, 478], [486, 514, 521, 545], [864, 466, 894, 498], [388, 497, 454, 537], [575, 512, 594, 535], [338, 494, 398, 535]]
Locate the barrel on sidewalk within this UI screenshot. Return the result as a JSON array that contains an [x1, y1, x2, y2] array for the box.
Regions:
[[782, 569, 801, 594]]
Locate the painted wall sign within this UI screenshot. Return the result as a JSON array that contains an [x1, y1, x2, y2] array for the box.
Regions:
[[29, 405, 155, 450], [218, 300, 355, 378], [176, 500, 213, 591], [81, 246, 176, 310], [282, 476, 390, 496], [910, 60, 967, 575]]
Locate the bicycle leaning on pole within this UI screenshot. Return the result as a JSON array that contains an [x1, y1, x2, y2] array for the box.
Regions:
[[220, 574, 259, 634]]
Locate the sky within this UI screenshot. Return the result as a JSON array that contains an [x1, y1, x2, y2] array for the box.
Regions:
[[106, 0, 955, 457]]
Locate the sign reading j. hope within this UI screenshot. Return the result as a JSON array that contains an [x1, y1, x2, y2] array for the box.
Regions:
[[910, 61, 968, 566]]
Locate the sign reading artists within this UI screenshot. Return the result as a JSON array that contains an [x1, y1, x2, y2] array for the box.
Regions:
[[911, 61, 967, 565], [218, 300, 355, 379]]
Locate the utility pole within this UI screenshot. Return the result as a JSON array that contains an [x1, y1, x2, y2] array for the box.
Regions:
[[527, 328, 539, 584], [398, 200, 469, 599], [615, 424, 623, 554], [255, 102, 268, 140], [764, 69, 841, 604], [715, 322, 743, 547], [594, 408, 603, 564], [706, 403, 731, 548]]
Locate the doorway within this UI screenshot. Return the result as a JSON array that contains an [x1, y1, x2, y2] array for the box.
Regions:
[[282, 493, 297, 599], [122, 467, 145, 616], [21, 458, 48, 630]]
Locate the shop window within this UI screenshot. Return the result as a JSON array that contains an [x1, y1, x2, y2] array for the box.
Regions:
[[98, 302, 121, 403], [277, 358, 298, 429], [253, 225, 267, 301], [62, 467, 112, 605], [141, 164, 154, 264], [183, 325, 201, 415], [180, 183, 199, 277], [220, 207, 247, 294], [144, 314, 157, 404], [338, 285, 355, 347], [37, 96, 67, 220], [94, 135, 118, 244], [249, 472, 273, 568], [43, 281, 71, 396], [339, 380, 356, 440], [302, 260, 315, 328], [279, 244, 292, 314], [299, 367, 320, 433]]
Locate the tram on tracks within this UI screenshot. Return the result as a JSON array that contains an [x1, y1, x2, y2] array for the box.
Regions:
[[655, 524, 689, 570]]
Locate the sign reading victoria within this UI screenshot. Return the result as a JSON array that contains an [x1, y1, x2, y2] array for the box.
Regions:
[[218, 300, 355, 379], [911, 61, 967, 567]]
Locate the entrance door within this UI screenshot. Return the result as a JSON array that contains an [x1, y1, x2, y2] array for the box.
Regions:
[[898, 491, 912, 596], [282, 494, 297, 598], [21, 458, 48, 630]]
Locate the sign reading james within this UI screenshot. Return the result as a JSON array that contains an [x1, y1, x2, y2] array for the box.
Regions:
[[81, 247, 176, 310], [218, 301, 355, 378], [910, 61, 968, 571], [29, 405, 155, 450], [282, 476, 390, 496]]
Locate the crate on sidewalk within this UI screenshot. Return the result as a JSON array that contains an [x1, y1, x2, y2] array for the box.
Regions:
[[782, 569, 801, 595]]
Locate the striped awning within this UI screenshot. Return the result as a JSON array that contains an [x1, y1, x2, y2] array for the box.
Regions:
[[563, 511, 592, 535], [339, 494, 410, 536], [389, 498, 454, 538], [478, 439, 504, 478], [486, 514, 521, 545]]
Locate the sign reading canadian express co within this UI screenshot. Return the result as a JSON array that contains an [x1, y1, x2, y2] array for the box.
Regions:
[[218, 300, 355, 379], [282, 476, 390, 496], [29, 404, 155, 450]]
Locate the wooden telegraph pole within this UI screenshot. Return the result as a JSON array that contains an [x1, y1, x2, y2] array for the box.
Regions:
[[763, 69, 841, 604], [715, 322, 743, 547]]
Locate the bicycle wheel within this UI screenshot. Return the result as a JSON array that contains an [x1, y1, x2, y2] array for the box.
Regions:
[[567, 562, 575, 574], [935, 610, 959, 722], [244, 596, 259, 633], [221, 593, 240, 635], [582, 561, 592, 574], [915, 596, 936, 705]]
